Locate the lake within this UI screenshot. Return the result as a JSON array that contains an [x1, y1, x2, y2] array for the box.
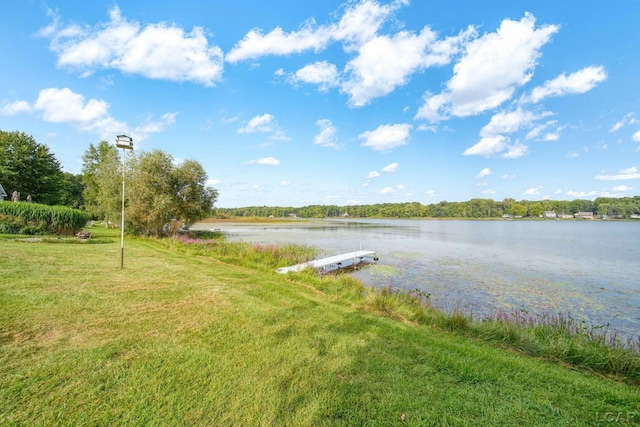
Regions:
[[195, 219, 640, 340]]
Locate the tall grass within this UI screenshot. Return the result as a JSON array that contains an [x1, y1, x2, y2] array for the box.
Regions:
[[0, 201, 89, 235]]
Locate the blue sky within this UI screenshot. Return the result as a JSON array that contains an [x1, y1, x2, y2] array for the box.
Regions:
[[1, 0, 639, 208]]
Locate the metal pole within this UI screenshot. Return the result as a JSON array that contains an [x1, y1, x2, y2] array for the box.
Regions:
[[121, 148, 126, 269]]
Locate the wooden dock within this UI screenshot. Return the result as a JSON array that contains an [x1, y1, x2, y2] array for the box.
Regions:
[[276, 250, 378, 274]]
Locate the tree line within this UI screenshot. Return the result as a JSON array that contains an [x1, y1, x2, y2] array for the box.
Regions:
[[3, 129, 639, 233], [1, 130, 217, 236], [215, 197, 640, 220]]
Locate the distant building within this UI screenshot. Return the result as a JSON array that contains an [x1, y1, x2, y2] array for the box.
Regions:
[[544, 211, 557, 219], [0, 183, 6, 201], [574, 212, 595, 220]]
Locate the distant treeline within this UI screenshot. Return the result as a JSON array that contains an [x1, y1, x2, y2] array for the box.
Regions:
[[214, 197, 640, 219]]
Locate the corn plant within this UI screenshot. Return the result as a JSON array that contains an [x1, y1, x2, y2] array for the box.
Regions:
[[0, 201, 89, 235]]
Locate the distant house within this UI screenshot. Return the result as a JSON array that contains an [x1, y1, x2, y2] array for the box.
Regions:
[[544, 211, 557, 219], [0, 183, 7, 201], [574, 212, 595, 220]]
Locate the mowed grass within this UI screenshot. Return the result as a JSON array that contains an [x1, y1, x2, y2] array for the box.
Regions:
[[1, 229, 638, 426]]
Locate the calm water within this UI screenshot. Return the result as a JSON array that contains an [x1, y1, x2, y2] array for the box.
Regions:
[[201, 219, 640, 339]]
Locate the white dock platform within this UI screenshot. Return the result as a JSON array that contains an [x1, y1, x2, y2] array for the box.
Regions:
[[276, 250, 378, 274]]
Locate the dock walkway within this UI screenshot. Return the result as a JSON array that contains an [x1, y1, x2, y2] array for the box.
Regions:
[[276, 250, 377, 274]]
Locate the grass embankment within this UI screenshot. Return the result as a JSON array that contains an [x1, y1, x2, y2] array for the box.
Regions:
[[1, 227, 638, 426]]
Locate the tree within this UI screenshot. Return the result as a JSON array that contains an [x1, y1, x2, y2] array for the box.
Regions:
[[81, 141, 121, 223], [127, 150, 218, 236], [59, 172, 85, 209], [0, 130, 64, 205]]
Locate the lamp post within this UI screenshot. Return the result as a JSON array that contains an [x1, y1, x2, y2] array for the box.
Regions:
[[115, 135, 133, 268]]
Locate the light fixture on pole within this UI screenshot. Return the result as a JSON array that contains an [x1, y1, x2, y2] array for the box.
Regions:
[[116, 134, 133, 268]]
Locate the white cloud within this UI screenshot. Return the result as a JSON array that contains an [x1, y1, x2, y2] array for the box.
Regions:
[[524, 66, 607, 104], [226, 0, 397, 63], [359, 123, 411, 152], [379, 186, 395, 194], [1, 100, 31, 115], [238, 113, 276, 134], [595, 166, 640, 181], [257, 157, 280, 166], [41, 7, 224, 86], [480, 189, 496, 195], [501, 174, 516, 179], [341, 25, 474, 106], [476, 168, 492, 178], [133, 113, 178, 136], [291, 61, 339, 91], [227, 0, 472, 106], [610, 113, 638, 132], [524, 186, 543, 195], [243, 157, 280, 166], [416, 13, 558, 121], [0, 87, 163, 140], [34, 87, 109, 123], [632, 130, 640, 142], [313, 119, 339, 148], [367, 171, 381, 179], [207, 179, 222, 186], [502, 141, 529, 159], [381, 162, 399, 172], [238, 113, 289, 141], [611, 185, 632, 192], [424, 190, 436, 197], [463, 135, 507, 157], [480, 108, 551, 138]]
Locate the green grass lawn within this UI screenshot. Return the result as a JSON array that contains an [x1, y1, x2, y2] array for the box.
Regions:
[[1, 228, 638, 426]]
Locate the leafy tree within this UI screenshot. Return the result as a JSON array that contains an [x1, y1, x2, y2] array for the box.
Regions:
[[81, 141, 121, 223], [59, 172, 85, 209], [0, 130, 64, 205], [127, 150, 218, 236]]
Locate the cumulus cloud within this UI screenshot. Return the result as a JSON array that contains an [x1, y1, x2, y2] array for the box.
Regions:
[[611, 185, 632, 192], [229, 0, 473, 106], [226, 0, 397, 62], [1, 100, 31, 115], [595, 166, 640, 181], [341, 25, 474, 106], [313, 119, 339, 148], [367, 171, 381, 179], [359, 123, 411, 152], [40, 6, 224, 86], [291, 61, 339, 91], [0, 87, 178, 141], [524, 66, 607, 104], [416, 13, 558, 121]]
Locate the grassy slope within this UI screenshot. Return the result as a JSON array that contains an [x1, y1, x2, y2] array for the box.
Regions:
[[0, 229, 638, 426]]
